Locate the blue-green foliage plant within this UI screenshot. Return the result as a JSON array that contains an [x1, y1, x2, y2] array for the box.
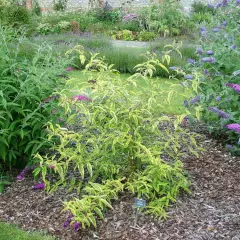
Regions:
[[180, 0, 240, 154], [0, 26, 69, 168]]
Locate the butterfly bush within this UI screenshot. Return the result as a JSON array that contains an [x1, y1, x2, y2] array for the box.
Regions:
[[183, 0, 240, 154]]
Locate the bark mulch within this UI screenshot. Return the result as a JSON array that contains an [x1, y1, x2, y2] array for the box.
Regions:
[[0, 134, 240, 240]]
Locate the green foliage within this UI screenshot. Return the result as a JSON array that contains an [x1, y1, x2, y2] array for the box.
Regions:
[[35, 45, 200, 229], [0, 223, 55, 240], [32, 0, 41, 16], [0, 4, 31, 28], [138, 31, 157, 41], [111, 29, 135, 41], [137, 0, 193, 36], [0, 165, 11, 193], [0, 26, 68, 168], [191, 12, 212, 24], [53, 0, 68, 12], [191, 1, 215, 14]]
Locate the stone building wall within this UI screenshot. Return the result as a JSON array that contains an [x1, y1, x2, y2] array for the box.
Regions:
[[38, 0, 218, 12]]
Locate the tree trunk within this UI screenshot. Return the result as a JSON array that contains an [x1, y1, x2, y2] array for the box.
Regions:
[[26, 0, 32, 10]]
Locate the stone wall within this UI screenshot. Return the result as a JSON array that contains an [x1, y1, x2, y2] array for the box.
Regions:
[[38, 0, 218, 12]]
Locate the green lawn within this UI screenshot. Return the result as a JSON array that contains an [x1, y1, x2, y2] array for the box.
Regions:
[[0, 223, 55, 240], [66, 71, 192, 115]]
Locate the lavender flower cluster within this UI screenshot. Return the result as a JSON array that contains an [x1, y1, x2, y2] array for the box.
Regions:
[[17, 165, 35, 181], [123, 13, 137, 22], [226, 83, 240, 93], [226, 123, 240, 133], [63, 214, 81, 232], [72, 95, 91, 102], [208, 107, 231, 119]]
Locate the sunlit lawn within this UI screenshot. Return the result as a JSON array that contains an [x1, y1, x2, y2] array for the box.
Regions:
[[66, 70, 192, 115], [0, 223, 55, 240]]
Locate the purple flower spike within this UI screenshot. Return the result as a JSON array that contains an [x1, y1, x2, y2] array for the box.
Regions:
[[169, 66, 181, 71], [207, 50, 214, 55], [212, 28, 220, 33], [226, 123, 240, 133], [197, 47, 203, 55], [63, 215, 73, 228], [66, 67, 74, 71], [74, 222, 81, 232], [208, 107, 231, 119], [222, 20, 227, 27], [203, 69, 209, 75], [216, 96, 221, 101], [17, 175, 24, 181], [33, 183, 45, 190], [200, 26, 206, 32], [226, 83, 240, 93], [208, 4, 215, 8], [185, 74, 193, 80], [184, 100, 189, 107], [230, 45, 237, 50], [201, 57, 216, 63], [187, 58, 196, 65], [226, 144, 233, 149], [72, 95, 92, 102], [237, 0, 240, 6], [190, 96, 201, 104], [17, 166, 35, 181]]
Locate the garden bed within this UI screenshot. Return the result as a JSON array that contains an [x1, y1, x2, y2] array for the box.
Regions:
[[0, 126, 239, 240]]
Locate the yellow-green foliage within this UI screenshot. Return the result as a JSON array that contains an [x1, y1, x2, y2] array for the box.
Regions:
[[34, 45, 201, 229]]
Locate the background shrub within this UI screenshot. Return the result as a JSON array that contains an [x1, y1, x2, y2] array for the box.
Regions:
[[0, 26, 69, 168]]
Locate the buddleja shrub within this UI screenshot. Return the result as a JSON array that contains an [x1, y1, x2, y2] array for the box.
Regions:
[[0, 26, 68, 167], [179, 0, 240, 154], [34, 45, 201, 229]]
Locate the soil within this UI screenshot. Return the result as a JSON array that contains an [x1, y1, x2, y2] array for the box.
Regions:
[[0, 128, 240, 240]]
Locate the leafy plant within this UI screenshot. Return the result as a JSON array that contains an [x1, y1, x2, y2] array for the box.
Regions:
[[137, 31, 157, 41], [53, 0, 68, 12], [181, 0, 240, 154], [32, 0, 41, 16], [0, 26, 69, 168], [111, 29, 135, 41], [34, 44, 200, 229]]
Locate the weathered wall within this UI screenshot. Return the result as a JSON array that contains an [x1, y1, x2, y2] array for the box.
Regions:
[[38, 0, 218, 12]]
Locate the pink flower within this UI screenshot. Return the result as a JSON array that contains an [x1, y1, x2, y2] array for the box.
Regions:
[[66, 67, 74, 71], [226, 83, 240, 94], [226, 123, 240, 133], [72, 95, 91, 102], [49, 165, 55, 169], [33, 183, 45, 190]]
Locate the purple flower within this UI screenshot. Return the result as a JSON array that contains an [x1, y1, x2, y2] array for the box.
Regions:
[[190, 96, 201, 104], [33, 183, 45, 190], [49, 165, 55, 169], [66, 67, 74, 71], [169, 66, 181, 71], [226, 144, 233, 149], [203, 69, 209, 75], [216, 96, 221, 101], [230, 45, 237, 50], [183, 100, 189, 107], [123, 13, 137, 22], [208, 107, 231, 119], [72, 95, 91, 102], [208, 4, 215, 8], [201, 57, 216, 63], [221, 0, 228, 6], [17, 166, 35, 181], [216, 2, 222, 8], [226, 123, 240, 133], [187, 58, 196, 65], [207, 50, 214, 55], [63, 215, 73, 228], [226, 83, 240, 93], [237, 0, 240, 6], [185, 74, 193, 80], [74, 222, 81, 232], [197, 47, 203, 55], [222, 20, 227, 27], [212, 28, 220, 33], [200, 26, 206, 32]]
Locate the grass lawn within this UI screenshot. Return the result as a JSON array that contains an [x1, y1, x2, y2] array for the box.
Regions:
[[0, 223, 55, 240], [66, 71, 192, 115]]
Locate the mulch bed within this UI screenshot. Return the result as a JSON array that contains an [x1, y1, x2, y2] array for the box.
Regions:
[[0, 131, 240, 240]]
